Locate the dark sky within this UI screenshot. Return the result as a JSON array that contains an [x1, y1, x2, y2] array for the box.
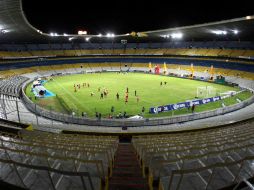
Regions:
[[22, 0, 254, 35]]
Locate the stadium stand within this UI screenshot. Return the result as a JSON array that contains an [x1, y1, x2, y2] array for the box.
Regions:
[[0, 76, 29, 97], [1, 2, 254, 189], [133, 119, 254, 189], [1, 54, 254, 73], [1, 47, 254, 58], [1, 41, 254, 59], [0, 129, 118, 190]]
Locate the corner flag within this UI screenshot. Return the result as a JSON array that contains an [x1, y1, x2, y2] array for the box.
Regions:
[[163, 62, 167, 75], [190, 63, 194, 78], [210, 65, 214, 80]]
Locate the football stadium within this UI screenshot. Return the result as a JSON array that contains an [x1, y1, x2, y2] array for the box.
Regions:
[[1, 1, 254, 190]]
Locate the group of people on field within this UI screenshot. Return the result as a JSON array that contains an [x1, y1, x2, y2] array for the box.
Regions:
[[123, 87, 140, 104], [160, 81, 167, 86], [73, 83, 90, 92], [98, 87, 109, 99], [88, 85, 140, 104], [72, 83, 144, 118]]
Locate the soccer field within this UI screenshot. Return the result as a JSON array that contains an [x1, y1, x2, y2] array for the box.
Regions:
[[26, 72, 250, 118]]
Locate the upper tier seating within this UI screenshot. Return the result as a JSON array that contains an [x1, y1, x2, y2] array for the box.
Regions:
[[133, 119, 254, 190], [1, 41, 254, 59], [0, 129, 118, 189], [1, 48, 254, 58], [1, 42, 254, 51]]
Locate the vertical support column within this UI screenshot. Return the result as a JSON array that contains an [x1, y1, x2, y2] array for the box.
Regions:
[[50, 107, 53, 127], [34, 104, 39, 126], [15, 99, 21, 123], [87, 175, 94, 190], [233, 161, 245, 184], [205, 167, 216, 189], [47, 170, 56, 190], [1, 98, 8, 119], [36, 114, 39, 127], [12, 163, 27, 188], [73, 161, 87, 190]]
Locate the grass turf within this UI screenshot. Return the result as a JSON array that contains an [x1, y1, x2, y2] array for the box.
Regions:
[[25, 72, 250, 118]]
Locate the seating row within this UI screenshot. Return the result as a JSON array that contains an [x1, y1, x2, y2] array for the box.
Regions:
[[0, 130, 119, 190], [132, 119, 254, 189]]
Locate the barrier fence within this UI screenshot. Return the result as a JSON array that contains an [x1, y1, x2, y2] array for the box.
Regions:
[[17, 78, 254, 127]]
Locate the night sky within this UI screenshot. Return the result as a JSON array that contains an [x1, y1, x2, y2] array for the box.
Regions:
[[22, 0, 254, 35]]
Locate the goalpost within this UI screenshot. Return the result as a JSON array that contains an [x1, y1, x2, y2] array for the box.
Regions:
[[196, 86, 217, 98]]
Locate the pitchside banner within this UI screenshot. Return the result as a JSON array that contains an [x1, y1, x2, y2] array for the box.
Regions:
[[149, 96, 221, 114]]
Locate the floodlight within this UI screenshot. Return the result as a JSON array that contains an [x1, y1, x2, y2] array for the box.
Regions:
[[213, 31, 221, 35], [63, 33, 68, 36], [1, 29, 8, 33], [171, 33, 183, 39], [0, 26, 8, 34], [37, 29, 43, 34], [160, 35, 170, 38], [50, 32, 58, 37], [211, 30, 227, 35], [106, 33, 115, 38], [98, 33, 102, 37], [233, 30, 238, 34], [85, 37, 90, 41], [78, 30, 87, 35], [246, 16, 252, 20]]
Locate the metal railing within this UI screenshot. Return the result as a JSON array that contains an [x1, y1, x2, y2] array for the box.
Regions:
[[0, 158, 95, 190]]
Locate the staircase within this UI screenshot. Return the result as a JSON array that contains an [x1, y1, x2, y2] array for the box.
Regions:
[[109, 143, 149, 190]]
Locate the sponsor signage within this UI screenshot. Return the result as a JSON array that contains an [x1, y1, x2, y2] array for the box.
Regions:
[[149, 96, 221, 114]]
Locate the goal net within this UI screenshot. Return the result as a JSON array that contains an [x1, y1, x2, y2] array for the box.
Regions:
[[196, 86, 217, 98]]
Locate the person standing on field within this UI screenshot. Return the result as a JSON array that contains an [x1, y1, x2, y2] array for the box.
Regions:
[[191, 104, 195, 113], [142, 106, 145, 115]]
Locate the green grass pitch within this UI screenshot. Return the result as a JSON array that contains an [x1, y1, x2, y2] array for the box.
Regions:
[[25, 72, 251, 118]]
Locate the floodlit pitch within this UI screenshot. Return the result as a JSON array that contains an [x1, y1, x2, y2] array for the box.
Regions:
[[25, 72, 252, 118]]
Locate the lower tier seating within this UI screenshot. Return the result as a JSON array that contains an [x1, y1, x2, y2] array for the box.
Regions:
[[133, 119, 254, 189], [0, 130, 118, 190]]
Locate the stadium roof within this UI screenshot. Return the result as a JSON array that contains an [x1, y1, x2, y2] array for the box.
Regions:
[[0, 0, 254, 43]]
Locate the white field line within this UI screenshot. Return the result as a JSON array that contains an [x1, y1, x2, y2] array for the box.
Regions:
[[51, 80, 93, 112]]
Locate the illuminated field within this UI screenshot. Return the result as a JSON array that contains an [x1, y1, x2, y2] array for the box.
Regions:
[[25, 72, 252, 118]]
